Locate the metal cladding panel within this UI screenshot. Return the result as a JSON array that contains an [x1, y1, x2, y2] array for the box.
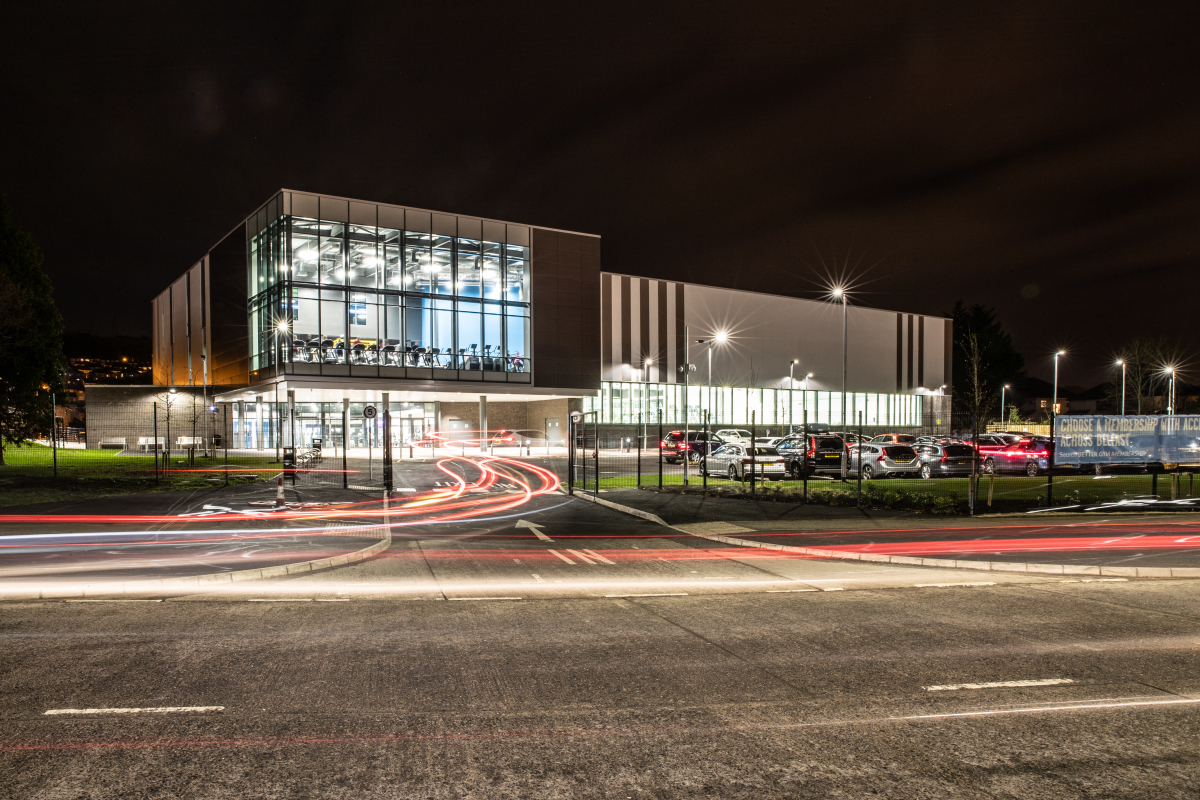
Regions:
[[432, 213, 456, 237], [208, 225, 250, 386], [378, 205, 404, 230], [529, 229, 601, 392], [188, 262, 205, 385], [170, 275, 190, 385], [457, 217, 482, 240], [319, 197, 348, 222], [292, 193, 319, 219], [349, 202, 376, 226], [481, 220, 505, 243]]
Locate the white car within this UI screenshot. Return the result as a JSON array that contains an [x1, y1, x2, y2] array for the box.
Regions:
[[714, 428, 754, 444]]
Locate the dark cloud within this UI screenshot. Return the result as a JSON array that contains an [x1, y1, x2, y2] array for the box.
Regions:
[[0, 0, 1197, 386]]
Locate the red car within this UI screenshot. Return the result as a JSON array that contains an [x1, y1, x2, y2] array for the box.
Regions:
[[983, 439, 1063, 477]]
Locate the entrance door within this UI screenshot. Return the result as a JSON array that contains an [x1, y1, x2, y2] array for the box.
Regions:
[[545, 417, 561, 445]]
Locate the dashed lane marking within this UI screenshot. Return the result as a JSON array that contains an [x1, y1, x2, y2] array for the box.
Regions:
[[924, 678, 1075, 691], [915, 582, 997, 588], [448, 597, 522, 601], [605, 593, 688, 598], [582, 549, 617, 565], [567, 549, 598, 565], [45, 707, 224, 716]]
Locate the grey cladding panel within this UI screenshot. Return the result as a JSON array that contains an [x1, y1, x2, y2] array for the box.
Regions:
[[406, 209, 432, 233], [349, 202, 376, 226], [432, 213, 456, 236], [507, 225, 530, 246], [320, 197, 348, 222], [292, 193, 318, 219], [482, 220, 505, 243], [457, 217, 482, 240], [378, 205, 404, 230]]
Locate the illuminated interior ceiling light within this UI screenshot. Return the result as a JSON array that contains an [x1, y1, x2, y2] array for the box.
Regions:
[[347, 268, 357, 278], [335, 269, 345, 280]]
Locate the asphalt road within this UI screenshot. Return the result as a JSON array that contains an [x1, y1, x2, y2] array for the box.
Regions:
[[3, 580, 1199, 798], [3, 459, 1200, 796]]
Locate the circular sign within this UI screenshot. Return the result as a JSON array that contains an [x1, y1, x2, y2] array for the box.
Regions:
[[363, 405, 378, 419], [569, 411, 583, 424]]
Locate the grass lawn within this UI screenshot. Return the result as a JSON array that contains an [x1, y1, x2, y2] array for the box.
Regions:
[[0, 473, 266, 508], [575, 469, 1198, 511], [1, 443, 279, 477]]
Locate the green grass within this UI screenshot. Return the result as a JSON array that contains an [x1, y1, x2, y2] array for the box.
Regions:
[[574, 470, 1199, 512], [0, 473, 265, 508], [1, 443, 278, 477]]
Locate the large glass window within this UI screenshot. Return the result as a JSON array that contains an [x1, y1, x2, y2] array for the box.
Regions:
[[291, 218, 321, 283], [457, 301, 482, 369], [483, 303, 503, 370], [348, 225, 379, 290], [320, 289, 346, 362], [505, 244, 528, 302], [319, 221, 346, 287], [481, 241, 503, 300], [431, 234, 454, 296], [456, 238, 481, 299]]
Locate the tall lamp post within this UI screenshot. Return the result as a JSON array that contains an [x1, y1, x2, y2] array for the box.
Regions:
[[1052, 350, 1065, 424], [833, 288, 848, 427], [679, 325, 697, 485], [1115, 360, 1126, 415], [643, 358, 652, 446], [802, 373, 813, 423], [1165, 367, 1175, 414], [1000, 384, 1009, 429]]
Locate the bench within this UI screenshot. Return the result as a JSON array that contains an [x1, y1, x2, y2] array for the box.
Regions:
[[98, 437, 126, 450], [176, 437, 204, 448], [136, 437, 164, 451]]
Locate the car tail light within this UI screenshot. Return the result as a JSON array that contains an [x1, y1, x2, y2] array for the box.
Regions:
[[660, 441, 667, 448], [940, 455, 948, 463], [679, 443, 689, 450], [877, 454, 887, 462]]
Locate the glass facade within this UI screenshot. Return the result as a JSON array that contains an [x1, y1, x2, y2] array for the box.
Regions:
[[586, 382, 931, 428], [249, 215, 530, 379]]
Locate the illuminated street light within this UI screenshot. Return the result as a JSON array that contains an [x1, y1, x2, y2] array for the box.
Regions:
[[1052, 351, 1066, 423], [1115, 360, 1126, 415], [1165, 367, 1176, 414], [1000, 384, 1009, 427], [831, 287, 848, 427]]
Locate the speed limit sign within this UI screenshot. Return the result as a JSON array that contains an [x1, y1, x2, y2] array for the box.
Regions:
[[569, 411, 583, 424], [363, 405, 378, 419]]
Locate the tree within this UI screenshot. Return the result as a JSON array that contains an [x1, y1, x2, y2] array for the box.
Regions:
[[948, 302, 1026, 426], [1112, 336, 1174, 414], [0, 196, 65, 464]]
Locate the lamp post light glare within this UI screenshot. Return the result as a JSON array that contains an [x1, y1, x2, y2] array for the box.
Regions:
[[1052, 351, 1065, 422], [1165, 367, 1175, 415], [831, 287, 848, 426], [789, 360, 800, 434], [1000, 384, 1009, 427]]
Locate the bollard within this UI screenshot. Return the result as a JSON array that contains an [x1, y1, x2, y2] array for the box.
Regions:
[[275, 476, 285, 507]]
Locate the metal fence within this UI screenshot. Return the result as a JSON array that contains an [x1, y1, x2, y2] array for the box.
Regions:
[[566, 413, 1200, 513]]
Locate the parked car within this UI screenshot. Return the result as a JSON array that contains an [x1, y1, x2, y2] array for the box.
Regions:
[[983, 439, 1067, 477], [831, 431, 866, 445], [755, 436, 787, 448], [776, 433, 846, 477], [914, 443, 978, 479], [714, 428, 754, 444], [661, 430, 722, 464], [870, 433, 918, 444], [705, 444, 787, 481], [962, 433, 1020, 457], [848, 443, 922, 479]]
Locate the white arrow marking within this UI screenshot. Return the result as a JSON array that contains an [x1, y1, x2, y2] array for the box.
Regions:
[[516, 519, 553, 541]]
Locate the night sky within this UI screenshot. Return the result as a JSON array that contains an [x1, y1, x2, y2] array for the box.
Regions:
[[2, 2, 1196, 388]]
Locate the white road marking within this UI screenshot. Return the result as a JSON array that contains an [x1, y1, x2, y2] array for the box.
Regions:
[[315, 599, 349, 602], [605, 593, 688, 598], [1061, 578, 1128, 583], [901, 697, 1200, 719], [247, 599, 313, 602], [767, 589, 820, 593], [531, 574, 544, 583], [64, 600, 162, 603], [567, 549, 599, 565], [45, 707, 224, 716], [582, 549, 617, 565], [915, 582, 997, 588], [924, 678, 1075, 691], [515, 520, 553, 541], [448, 597, 522, 601], [548, 549, 576, 565], [823, 588, 844, 592]]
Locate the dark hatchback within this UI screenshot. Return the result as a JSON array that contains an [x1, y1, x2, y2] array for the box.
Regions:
[[661, 430, 721, 464], [914, 443, 978, 478], [776, 434, 846, 477]]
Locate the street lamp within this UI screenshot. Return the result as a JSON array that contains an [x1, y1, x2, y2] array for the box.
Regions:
[[1052, 350, 1065, 423], [803, 372, 813, 422], [832, 288, 847, 426], [1165, 367, 1175, 414], [1115, 360, 1126, 415], [1000, 384, 1009, 428], [643, 358, 653, 446]]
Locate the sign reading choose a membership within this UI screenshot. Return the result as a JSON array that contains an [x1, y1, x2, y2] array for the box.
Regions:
[[1054, 415, 1200, 465]]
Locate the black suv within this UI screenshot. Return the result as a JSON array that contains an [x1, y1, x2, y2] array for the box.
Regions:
[[661, 431, 722, 464], [775, 434, 846, 477]]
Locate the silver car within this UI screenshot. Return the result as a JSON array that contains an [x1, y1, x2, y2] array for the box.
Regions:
[[848, 443, 921, 479], [705, 444, 787, 481], [714, 428, 754, 444]]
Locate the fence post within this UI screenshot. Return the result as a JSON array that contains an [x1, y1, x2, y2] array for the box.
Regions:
[[658, 413, 663, 490], [1151, 466, 1158, 498], [636, 412, 642, 488], [566, 418, 574, 495], [51, 391, 57, 479], [702, 410, 709, 491], [153, 402, 159, 485], [856, 411, 863, 508], [802, 410, 808, 503], [223, 405, 229, 486], [970, 413, 977, 515], [341, 398, 349, 490], [383, 393, 392, 493], [750, 411, 756, 495]]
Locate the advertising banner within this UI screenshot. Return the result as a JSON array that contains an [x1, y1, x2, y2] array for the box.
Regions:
[[1054, 415, 1200, 466]]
